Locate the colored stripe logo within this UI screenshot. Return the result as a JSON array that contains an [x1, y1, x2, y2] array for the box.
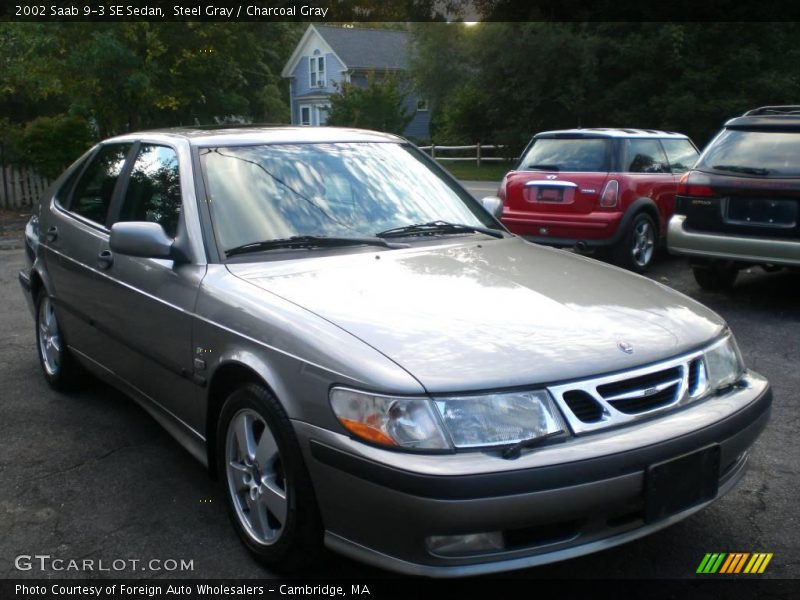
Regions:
[[697, 552, 773, 574]]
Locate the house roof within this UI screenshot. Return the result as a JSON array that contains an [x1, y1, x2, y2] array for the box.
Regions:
[[282, 25, 410, 77], [315, 26, 409, 70]]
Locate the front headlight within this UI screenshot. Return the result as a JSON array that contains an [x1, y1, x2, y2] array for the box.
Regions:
[[703, 334, 745, 393], [329, 388, 450, 450], [330, 387, 566, 451], [434, 390, 565, 448]]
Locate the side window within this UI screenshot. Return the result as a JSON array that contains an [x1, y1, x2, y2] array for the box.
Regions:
[[116, 145, 182, 237], [69, 144, 132, 224], [625, 139, 670, 174], [54, 157, 89, 207], [661, 139, 700, 174]]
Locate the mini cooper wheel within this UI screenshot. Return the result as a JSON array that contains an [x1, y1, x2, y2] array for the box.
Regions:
[[217, 383, 323, 572], [35, 289, 86, 391], [615, 212, 657, 273]]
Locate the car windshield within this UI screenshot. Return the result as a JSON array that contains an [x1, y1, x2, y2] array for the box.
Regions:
[[199, 142, 496, 254], [520, 138, 611, 172], [697, 129, 800, 177]]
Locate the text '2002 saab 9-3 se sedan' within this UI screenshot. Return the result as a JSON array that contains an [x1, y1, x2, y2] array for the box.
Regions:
[[19, 127, 770, 577]]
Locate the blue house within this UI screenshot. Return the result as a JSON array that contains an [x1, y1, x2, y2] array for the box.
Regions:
[[281, 25, 431, 141]]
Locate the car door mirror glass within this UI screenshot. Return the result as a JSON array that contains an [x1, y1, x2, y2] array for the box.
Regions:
[[110, 221, 175, 260]]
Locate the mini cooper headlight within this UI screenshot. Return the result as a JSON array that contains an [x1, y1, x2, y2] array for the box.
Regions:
[[703, 334, 745, 393]]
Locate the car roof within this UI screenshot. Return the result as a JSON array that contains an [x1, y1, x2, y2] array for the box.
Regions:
[[104, 125, 404, 147], [534, 128, 689, 139], [724, 116, 800, 130]]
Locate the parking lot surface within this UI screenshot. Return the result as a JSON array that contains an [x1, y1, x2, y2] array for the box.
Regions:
[[0, 220, 798, 579]]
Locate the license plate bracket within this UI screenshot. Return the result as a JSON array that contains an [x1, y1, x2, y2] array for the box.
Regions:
[[645, 445, 720, 523], [725, 197, 797, 228]]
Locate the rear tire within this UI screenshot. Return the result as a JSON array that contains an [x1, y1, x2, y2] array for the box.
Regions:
[[217, 383, 323, 574], [35, 289, 88, 391], [692, 264, 739, 291], [613, 212, 657, 273]]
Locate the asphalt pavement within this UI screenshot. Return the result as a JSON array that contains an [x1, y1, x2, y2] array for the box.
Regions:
[[0, 205, 798, 581]]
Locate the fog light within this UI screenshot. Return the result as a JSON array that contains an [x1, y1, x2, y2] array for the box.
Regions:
[[426, 532, 504, 556]]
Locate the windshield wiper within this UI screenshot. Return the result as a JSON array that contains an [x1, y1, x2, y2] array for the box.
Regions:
[[525, 163, 560, 171], [711, 164, 771, 176], [225, 235, 407, 258], [500, 431, 564, 460], [375, 220, 505, 239]]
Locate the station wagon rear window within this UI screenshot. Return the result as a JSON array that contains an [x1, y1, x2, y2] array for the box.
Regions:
[[520, 138, 611, 172], [697, 129, 800, 177]]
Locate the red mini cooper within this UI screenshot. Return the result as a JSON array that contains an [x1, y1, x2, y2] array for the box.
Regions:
[[499, 128, 700, 271]]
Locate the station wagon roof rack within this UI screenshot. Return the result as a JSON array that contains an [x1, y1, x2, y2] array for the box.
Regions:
[[743, 106, 800, 116]]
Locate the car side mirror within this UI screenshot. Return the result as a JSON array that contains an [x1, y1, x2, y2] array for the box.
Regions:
[[480, 196, 504, 219], [110, 222, 182, 261]]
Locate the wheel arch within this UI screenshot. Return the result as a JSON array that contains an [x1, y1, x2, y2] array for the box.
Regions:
[[205, 360, 277, 478], [625, 198, 661, 236]]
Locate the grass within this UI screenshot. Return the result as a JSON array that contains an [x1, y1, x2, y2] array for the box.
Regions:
[[439, 161, 514, 181]]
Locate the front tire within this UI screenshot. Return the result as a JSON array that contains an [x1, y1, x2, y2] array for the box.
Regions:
[[35, 290, 87, 391], [613, 212, 657, 273], [217, 383, 323, 573]]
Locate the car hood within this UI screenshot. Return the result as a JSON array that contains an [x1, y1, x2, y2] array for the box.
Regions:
[[227, 237, 725, 392]]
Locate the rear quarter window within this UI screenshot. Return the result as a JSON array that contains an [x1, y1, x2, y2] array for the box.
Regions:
[[661, 139, 699, 174]]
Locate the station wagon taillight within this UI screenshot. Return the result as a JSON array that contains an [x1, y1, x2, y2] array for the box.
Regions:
[[677, 172, 715, 197], [599, 179, 619, 208]]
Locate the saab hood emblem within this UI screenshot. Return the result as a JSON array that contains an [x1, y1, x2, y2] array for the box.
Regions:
[[617, 341, 634, 354], [546, 174, 557, 180]]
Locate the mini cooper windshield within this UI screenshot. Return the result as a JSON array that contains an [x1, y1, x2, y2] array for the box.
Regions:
[[199, 142, 501, 256]]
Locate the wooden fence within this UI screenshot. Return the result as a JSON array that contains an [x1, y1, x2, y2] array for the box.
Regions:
[[418, 143, 516, 167], [0, 166, 50, 210]]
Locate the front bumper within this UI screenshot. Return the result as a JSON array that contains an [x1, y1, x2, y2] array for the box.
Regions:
[[296, 372, 771, 577], [668, 214, 800, 266]]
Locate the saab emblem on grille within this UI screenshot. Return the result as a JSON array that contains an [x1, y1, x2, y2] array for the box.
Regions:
[[617, 341, 634, 354], [546, 174, 557, 180], [643, 386, 658, 396]]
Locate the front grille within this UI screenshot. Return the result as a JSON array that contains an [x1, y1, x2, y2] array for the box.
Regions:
[[563, 390, 604, 422], [607, 383, 679, 414], [688, 358, 704, 396], [547, 347, 710, 435], [597, 366, 682, 399]]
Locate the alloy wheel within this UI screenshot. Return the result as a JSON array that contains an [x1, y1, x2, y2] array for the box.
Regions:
[[225, 408, 288, 545], [38, 296, 62, 376], [631, 218, 655, 268]]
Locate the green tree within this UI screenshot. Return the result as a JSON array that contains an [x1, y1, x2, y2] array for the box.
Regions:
[[326, 73, 413, 134]]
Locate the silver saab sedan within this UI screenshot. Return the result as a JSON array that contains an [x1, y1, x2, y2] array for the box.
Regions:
[[19, 127, 771, 577]]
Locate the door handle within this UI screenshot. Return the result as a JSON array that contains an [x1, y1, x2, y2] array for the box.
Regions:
[[97, 250, 114, 270], [45, 226, 58, 243]]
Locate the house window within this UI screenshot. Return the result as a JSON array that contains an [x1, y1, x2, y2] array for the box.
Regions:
[[416, 99, 429, 112], [310, 56, 325, 88], [300, 106, 311, 125]]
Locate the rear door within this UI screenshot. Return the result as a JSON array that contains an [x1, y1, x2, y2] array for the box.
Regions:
[[42, 143, 134, 360]]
